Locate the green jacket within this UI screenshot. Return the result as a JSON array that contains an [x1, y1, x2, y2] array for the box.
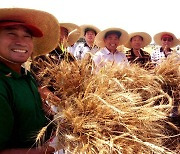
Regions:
[[0, 62, 48, 149]]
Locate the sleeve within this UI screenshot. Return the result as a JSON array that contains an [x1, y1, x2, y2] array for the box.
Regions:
[[73, 43, 85, 60], [92, 51, 102, 66], [0, 80, 14, 150], [67, 46, 74, 55]]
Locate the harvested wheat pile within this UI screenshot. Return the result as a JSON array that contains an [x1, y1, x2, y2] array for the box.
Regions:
[[153, 53, 180, 107], [34, 53, 180, 154]]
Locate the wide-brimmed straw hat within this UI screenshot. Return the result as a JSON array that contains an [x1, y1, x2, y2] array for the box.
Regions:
[[95, 27, 129, 48], [60, 23, 81, 46], [154, 32, 180, 48], [80, 24, 100, 37], [0, 8, 60, 57], [125, 32, 152, 49]]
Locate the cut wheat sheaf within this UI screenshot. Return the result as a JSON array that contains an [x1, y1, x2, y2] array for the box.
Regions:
[[34, 53, 180, 154]]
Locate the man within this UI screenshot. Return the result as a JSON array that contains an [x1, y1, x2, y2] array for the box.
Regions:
[[151, 32, 180, 64], [46, 23, 81, 64], [125, 32, 152, 67], [93, 27, 129, 72], [69, 24, 100, 60], [0, 8, 60, 153]]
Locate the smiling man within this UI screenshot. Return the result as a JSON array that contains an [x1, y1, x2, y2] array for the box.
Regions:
[[92, 27, 129, 71], [0, 24, 35, 69], [0, 8, 60, 153]]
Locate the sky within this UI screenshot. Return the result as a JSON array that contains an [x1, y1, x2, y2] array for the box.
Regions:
[[1, 0, 180, 43]]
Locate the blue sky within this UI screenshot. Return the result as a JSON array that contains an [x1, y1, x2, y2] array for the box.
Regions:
[[1, 0, 180, 42]]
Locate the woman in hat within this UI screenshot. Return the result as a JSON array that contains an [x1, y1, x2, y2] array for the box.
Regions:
[[69, 24, 100, 60], [92, 27, 129, 71], [125, 32, 152, 67], [0, 8, 60, 153], [151, 32, 180, 64]]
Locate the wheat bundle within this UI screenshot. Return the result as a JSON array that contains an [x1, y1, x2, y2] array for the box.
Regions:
[[153, 53, 180, 106], [34, 55, 180, 154], [153, 53, 180, 151]]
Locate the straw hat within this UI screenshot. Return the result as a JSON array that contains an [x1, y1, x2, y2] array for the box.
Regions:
[[60, 23, 81, 46], [125, 32, 152, 49], [0, 8, 60, 57], [80, 24, 100, 37], [95, 28, 129, 48], [154, 32, 180, 48]]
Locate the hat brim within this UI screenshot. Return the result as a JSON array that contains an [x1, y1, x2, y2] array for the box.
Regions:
[[0, 21, 43, 37], [125, 32, 152, 49], [80, 24, 100, 37], [0, 8, 60, 57], [60, 23, 81, 46], [154, 32, 180, 48], [95, 28, 129, 48]]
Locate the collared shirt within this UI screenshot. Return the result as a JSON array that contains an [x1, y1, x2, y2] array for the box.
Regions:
[[126, 48, 151, 66], [68, 42, 99, 60], [150, 47, 173, 64], [0, 63, 48, 149], [93, 47, 128, 70]]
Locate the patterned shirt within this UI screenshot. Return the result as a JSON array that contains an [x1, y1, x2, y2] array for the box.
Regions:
[[68, 42, 99, 60], [126, 49, 151, 66], [150, 47, 173, 64]]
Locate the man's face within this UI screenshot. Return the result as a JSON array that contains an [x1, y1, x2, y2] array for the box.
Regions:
[[104, 33, 120, 52], [0, 25, 33, 64], [60, 27, 68, 45], [130, 35, 143, 50], [84, 30, 96, 44], [161, 36, 173, 48]]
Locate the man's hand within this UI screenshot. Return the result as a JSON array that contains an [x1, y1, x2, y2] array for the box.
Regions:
[[38, 86, 60, 116]]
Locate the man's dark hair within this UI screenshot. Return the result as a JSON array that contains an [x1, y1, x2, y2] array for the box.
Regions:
[[104, 30, 121, 39], [84, 28, 97, 36], [130, 35, 143, 42]]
